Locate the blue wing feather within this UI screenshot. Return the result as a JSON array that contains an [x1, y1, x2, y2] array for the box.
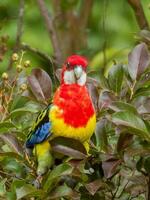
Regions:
[[26, 105, 51, 148]]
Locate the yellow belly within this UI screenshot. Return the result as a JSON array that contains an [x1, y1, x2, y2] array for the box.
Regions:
[[49, 106, 96, 142]]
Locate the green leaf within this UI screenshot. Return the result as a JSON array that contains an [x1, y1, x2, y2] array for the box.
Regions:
[[43, 163, 73, 192], [0, 121, 16, 133], [128, 43, 150, 80], [0, 178, 7, 196], [112, 111, 150, 142], [0, 133, 23, 155], [144, 156, 150, 174], [134, 86, 150, 98], [48, 184, 73, 199], [8, 107, 38, 119], [9, 96, 29, 111], [16, 184, 44, 200], [109, 101, 137, 114], [136, 157, 143, 172], [6, 191, 16, 200], [0, 152, 23, 161], [108, 64, 124, 94]]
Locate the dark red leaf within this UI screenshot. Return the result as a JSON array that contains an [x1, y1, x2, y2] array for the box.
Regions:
[[85, 179, 106, 195], [95, 119, 108, 152], [51, 137, 87, 159], [102, 158, 122, 178], [0, 133, 23, 155], [117, 133, 133, 153], [98, 90, 116, 109], [86, 78, 99, 112], [27, 68, 52, 101], [55, 68, 62, 82], [128, 43, 150, 80]]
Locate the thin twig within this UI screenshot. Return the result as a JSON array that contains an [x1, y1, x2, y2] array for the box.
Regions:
[[147, 175, 150, 200], [128, 0, 149, 30], [20, 43, 53, 65], [36, 0, 63, 66], [20, 43, 57, 84]]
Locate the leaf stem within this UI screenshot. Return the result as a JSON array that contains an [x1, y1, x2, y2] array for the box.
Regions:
[[130, 80, 136, 100]]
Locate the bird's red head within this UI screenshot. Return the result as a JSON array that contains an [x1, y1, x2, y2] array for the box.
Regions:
[[65, 55, 88, 69], [61, 55, 88, 86]]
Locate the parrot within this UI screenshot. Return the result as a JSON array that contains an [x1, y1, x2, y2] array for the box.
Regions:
[[25, 55, 96, 181]]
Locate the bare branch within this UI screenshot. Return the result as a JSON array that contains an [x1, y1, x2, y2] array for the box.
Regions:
[[80, 0, 93, 28], [20, 43, 57, 84], [36, 0, 63, 66], [15, 0, 25, 51], [21, 43, 53, 65], [128, 0, 149, 30]]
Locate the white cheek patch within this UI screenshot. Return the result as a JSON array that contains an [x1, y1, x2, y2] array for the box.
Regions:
[[77, 71, 86, 86], [64, 70, 75, 84]]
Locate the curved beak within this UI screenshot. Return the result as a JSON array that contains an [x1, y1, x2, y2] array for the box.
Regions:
[[74, 66, 83, 79]]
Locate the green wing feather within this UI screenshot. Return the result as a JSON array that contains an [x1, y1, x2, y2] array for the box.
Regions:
[[26, 105, 51, 148]]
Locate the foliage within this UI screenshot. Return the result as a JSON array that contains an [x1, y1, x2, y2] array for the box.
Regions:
[[0, 0, 150, 199], [0, 41, 150, 199], [0, 1, 150, 73]]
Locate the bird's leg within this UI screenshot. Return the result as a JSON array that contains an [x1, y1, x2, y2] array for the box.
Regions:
[[83, 141, 90, 155]]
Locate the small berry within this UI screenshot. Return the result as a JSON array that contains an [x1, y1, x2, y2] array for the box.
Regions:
[[12, 53, 19, 61], [16, 64, 23, 73], [24, 60, 31, 68], [2, 72, 8, 80], [20, 83, 27, 91]]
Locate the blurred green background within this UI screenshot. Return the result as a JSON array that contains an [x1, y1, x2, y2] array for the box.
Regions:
[[0, 0, 150, 74]]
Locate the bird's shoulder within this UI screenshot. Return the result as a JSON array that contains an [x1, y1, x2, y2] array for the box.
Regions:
[[26, 105, 52, 148]]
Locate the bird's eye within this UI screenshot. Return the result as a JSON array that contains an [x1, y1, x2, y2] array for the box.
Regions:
[[66, 62, 70, 69]]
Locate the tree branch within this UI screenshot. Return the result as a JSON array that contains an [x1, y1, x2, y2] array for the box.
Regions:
[[36, 0, 63, 66], [15, 0, 25, 51], [80, 0, 93, 28], [21, 43, 53, 65], [20, 43, 57, 83], [128, 0, 149, 30]]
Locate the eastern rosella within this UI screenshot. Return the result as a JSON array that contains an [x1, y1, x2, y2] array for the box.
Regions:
[[26, 55, 96, 177]]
